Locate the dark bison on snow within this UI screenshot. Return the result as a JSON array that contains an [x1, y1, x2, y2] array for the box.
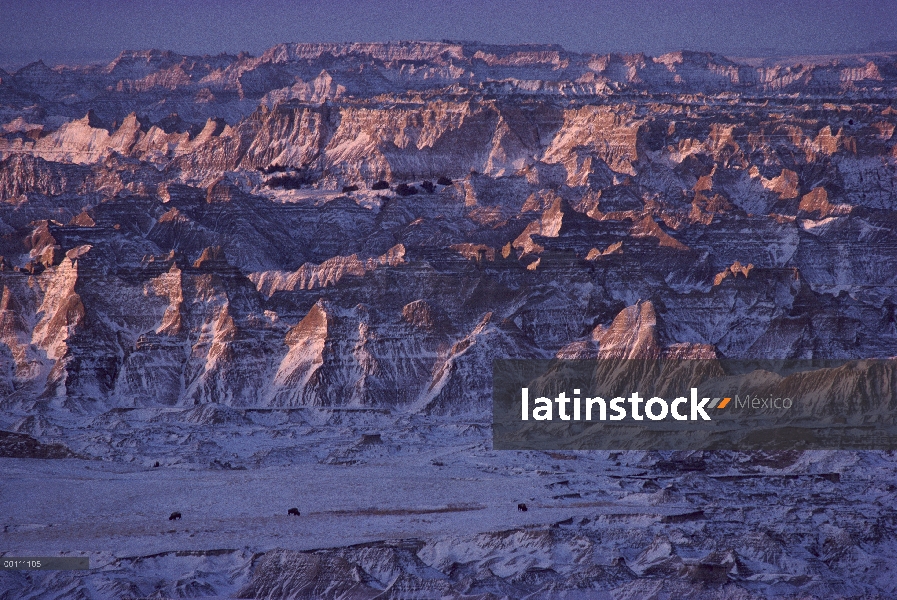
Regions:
[[288, 508, 301, 516], [169, 512, 182, 520]]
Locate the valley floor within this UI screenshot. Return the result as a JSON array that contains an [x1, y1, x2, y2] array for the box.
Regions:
[[2, 418, 896, 598]]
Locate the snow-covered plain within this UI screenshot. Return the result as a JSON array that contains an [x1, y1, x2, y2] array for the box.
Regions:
[[3, 410, 897, 598]]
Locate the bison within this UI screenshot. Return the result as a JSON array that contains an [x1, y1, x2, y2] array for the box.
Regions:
[[371, 180, 390, 190], [168, 512, 182, 520], [394, 183, 418, 196], [266, 174, 308, 190], [288, 508, 301, 516], [517, 503, 528, 512]]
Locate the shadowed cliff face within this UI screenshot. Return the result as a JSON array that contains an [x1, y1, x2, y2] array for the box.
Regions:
[[0, 42, 896, 412]]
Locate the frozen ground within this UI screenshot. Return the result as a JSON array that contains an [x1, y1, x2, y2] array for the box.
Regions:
[[2, 412, 897, 598], [2, 457, 623, 556]]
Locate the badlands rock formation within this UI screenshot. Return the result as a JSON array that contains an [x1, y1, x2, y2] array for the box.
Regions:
[[1, 42, 896, 598]]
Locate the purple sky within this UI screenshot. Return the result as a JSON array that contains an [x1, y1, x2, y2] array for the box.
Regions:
[[1, 0, 895, 69]]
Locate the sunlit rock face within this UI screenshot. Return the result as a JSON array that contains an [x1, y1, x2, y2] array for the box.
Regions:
[[1, 42, 897, 598], [1, 42, 896, 411]]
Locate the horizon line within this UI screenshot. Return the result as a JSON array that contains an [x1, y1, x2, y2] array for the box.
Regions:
[[4, 39, 897, 72]]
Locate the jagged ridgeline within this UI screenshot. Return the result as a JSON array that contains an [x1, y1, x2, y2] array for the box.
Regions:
[[0, 41, 896, 411]]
